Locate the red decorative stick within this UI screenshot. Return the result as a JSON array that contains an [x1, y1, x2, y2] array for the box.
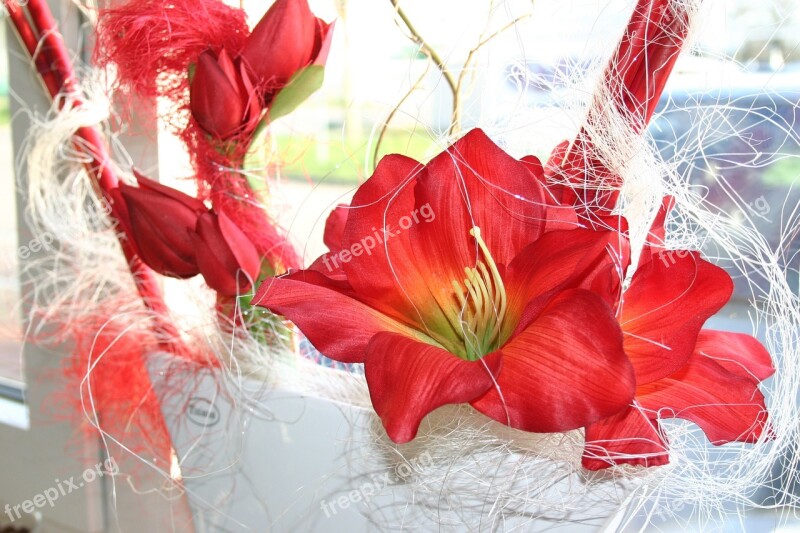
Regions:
[[557, 0, 695, 211], [598, 0, 691, 129], [3, 1, 61, 97], [4, 0, 184, 351]]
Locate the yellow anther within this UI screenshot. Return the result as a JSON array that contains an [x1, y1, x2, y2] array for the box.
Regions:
[[449, 226, 508, 360]]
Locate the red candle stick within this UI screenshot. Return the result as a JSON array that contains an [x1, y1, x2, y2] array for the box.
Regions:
[[4, 0, 185, 352], [557, 0, 696, 211]]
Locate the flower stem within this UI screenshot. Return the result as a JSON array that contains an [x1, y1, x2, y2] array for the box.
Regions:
[[383, 1, 531, 147], [389, 0, 457, 97], [3, 1, 62, 97], [371, 61, 430, 172]]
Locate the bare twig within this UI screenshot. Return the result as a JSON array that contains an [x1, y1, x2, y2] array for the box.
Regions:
[[388, 0, 533, 138], [371, 61, 431, 169], [389, 0, 457, 97], [453, 13, 531, 134]]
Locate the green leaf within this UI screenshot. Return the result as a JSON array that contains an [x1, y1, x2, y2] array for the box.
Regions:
[[188, 62, 197, 85], [236, 290, 294, 349], [267, 65, 325, 122]]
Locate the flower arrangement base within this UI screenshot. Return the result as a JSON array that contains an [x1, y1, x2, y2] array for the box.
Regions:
[[149, 353, 405, 531], [148, 353, 622, 532]]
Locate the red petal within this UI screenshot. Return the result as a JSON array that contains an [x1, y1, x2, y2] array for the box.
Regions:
[[253, 270, 430, 363], [472, 289, 634, 433], [520, 154, 544, 181], [308, 252, 347, 280], [216, 48, 239, 87], [544, 203, 582, 233], [610, 0, 689, 125], [412, 129, 547, 274], [133, 170, 206, 212], [107, 187, 137, 254], [547, 137, 620, 213], [638, 195, 676, 266], [311, 19, 335, 66], [638, 351, 770, 444], [217, 211, 262, 284], [339, 154, 454, 332], [544, 139, 621, 221], [365, 332, 502, 443], [622, 251, 733, 384], [190, 50, 246, 139], [542, 140, 572, 201], [119, 182, 200, 278], [582, 404, 669, 470], [323, 204, 349, 253], [194, 213, 248, 295], [694, 329, 774, 382], [648, 196, 675, 250], [504, 228, 628, 333], [237, 60, 264, 134], [242, 0, 317, 88], [521, 154, 583, 232]]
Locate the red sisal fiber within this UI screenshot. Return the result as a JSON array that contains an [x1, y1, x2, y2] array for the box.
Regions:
[[194, 149, 303, 271], [46, 306, 210, 468], [56, 312, 175, 464], [95, 0, 249, 104]]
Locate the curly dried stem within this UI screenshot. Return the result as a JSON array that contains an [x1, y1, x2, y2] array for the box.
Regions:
[[454, 14, 531, 134], [386, 1, 533, 141], [389, 0, 460, 135], [371, 61, 430, 171]]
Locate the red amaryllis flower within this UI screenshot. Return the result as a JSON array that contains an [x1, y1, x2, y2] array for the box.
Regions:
[[241, 0, 333, 97], [254, 129, 636, 443], [190, 48, 262, 140], [114, 171, 205, 278], [581, 202, 773, 470], [193, 211, 262, 296]]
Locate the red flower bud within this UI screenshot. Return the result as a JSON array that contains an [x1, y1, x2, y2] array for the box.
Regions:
[[193, 211, 262, 296], [323, 204, 349, 253], [116, 171, 206, 278], [241, 0, 333, 95], [190, 48, 263, 139]]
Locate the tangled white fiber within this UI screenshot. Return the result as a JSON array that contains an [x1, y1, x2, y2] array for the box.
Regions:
[[20, 74, 143, 342], [13, 0, 800, 531]]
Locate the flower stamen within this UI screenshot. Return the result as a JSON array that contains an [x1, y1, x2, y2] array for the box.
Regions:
[[451, 226, 508, 360]]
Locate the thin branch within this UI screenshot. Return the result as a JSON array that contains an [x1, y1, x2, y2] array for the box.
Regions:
[[389, 0, 458, 97], [387, 1, 533, 137], [457, 14, 531, 96], [452, 13, 532, 134], [371, 61, 431, 170]]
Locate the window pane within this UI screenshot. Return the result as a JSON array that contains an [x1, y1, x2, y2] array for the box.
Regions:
[[650, 0, 800, 300], [0, 22, 24, 387]]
